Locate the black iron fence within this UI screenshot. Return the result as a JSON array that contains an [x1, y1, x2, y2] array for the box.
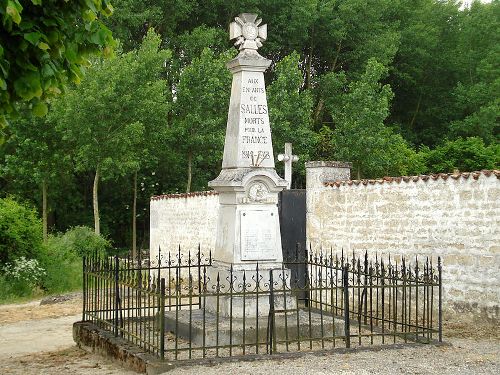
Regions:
[[82, 247, 442, 361]]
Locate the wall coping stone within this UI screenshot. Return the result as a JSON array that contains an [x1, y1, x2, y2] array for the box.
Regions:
[[151, 190, 219, 201], [323, 170, 500, 188], [305, 161, 352, 169]]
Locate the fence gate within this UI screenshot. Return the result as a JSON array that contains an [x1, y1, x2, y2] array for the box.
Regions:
[[278, 189, 307, 296]]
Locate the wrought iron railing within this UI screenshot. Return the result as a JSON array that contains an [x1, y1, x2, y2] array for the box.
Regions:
[[82, 247, 442, 361]]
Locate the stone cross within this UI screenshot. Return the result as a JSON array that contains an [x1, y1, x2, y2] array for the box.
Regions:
[[278, 143, 299, 190], [229, 13, 267, 51]]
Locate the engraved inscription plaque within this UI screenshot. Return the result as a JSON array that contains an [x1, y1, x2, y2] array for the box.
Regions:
[[240, 210, 276, 261]]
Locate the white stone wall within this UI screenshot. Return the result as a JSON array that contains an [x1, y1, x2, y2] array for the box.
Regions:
[[149, 191, 218, 259], [307, 169, 500, 322]]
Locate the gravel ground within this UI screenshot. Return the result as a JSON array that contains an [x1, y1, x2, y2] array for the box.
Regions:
[[0, 294, 498, 374], [166, 338, 499, 375]]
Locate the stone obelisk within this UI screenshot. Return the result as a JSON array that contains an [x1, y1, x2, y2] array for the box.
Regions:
[[208, 13, 288, 317]]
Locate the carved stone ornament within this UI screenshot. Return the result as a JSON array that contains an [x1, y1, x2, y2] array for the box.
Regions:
[[247, 182, 268, 202], [229, 13, 267, 51]]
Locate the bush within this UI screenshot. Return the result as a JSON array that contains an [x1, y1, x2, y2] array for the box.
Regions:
[[46, 226, 111, 259], [2, 256, 46, 286], [37, 226, 109, 294], [0, 197, 43, 266], [419, 137, 500, 173], [0, 257, 46, 301], [0, 225, 111, 303], [40, 256, 82, 294]]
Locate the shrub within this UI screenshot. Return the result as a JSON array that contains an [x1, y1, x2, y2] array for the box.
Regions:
[[0, 197, 43, 265], [40, 257, 82, 294], [37, 226, 109, 293], [0, 257, 46, 301], [46, 226, 111, 259], [2, 256, 46, 286], [418, 137, 500, 173]]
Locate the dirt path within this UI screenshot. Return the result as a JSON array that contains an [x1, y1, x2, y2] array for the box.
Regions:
[[0, 314, 79, 357], [0, 294, 136, 375], [0, 295, 498, 374]]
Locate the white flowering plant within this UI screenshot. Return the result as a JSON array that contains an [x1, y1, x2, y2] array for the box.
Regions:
[[2, 257, 46, 287]]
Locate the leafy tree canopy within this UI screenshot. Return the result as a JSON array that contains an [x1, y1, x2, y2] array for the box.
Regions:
[[0, 0, 115, 129]]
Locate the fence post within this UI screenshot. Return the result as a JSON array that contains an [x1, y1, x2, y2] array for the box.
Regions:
[[114, 255, 119, 337], [267, 270, 276, 354], [82, 256, 86, 321], [438, 257, 443, 343], [160, 278, 166, 359], [343, 265, 350, 348]]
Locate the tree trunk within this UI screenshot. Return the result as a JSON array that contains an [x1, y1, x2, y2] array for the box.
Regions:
[[132, 171, 137, 260], [331, 41, 342, 72], [42, 179, 48, 243], [306, 28, 314, 89], [409, 93, 422, 130], [313, 98, 324, 126], [357, 165, 361, 180], [186, 151, 192, 193], [93, 165, 100, 236]]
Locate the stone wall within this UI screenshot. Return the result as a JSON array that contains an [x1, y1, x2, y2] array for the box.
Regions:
[[306, 167, 500, 322], [149, 191, 218, 258]]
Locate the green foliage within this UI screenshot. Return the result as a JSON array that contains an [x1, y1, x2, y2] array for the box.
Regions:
[[0, 225, 108, 302], [322, 58, 422, 178], [39, 257, 82, 295], [1, 111, 72, 220], [38, 227, 107, 294], [47, 226, 110, 258], [2, 256, 45, 287], [169, 47, 233, 191], [0, 196, 42, 265], [267, 51, 315, 185], [105, 0, 195, 51], [0, 272, 37, 301], [448, 27, 500, 144], [52, 29, 171, 180], [418, 137, 500, 174], [1, 0, 499, 252], [0, 0, 116, 122]]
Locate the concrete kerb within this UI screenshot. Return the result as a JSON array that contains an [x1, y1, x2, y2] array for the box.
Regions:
[[73, 321, 158, 374], [73, 320, 450, 374]]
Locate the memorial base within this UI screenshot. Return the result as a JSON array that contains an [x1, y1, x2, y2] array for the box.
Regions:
[[205, 263, 297, 318], [164, 308, 344, 347]]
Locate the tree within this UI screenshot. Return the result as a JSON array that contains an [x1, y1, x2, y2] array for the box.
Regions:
[[323, 59, 423, 178], [418, 137, 500, 173], [169, 47, 233, 192], [387, 0, 461, 146], [447, 1, 499, 144], [104, 0, 199, 51], [0, 196, 43, 265], [267, 52, 315, 186], [1, 113, 71, 241], [0, 0, 115, 125], [52, 30, 171, 238]]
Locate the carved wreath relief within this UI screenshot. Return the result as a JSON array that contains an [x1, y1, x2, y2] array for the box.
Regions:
[[247, 181, 268, 202]]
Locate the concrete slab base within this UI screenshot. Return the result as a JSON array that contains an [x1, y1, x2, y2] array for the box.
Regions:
[[164, 308, 344, 347]]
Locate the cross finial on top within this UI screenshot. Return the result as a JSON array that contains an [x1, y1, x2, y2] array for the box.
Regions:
[[229, 13, 267, 51]]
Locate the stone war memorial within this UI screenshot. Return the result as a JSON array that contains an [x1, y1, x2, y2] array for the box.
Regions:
[[206, 13, 290, 318], [75, 12, 500, 372]]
